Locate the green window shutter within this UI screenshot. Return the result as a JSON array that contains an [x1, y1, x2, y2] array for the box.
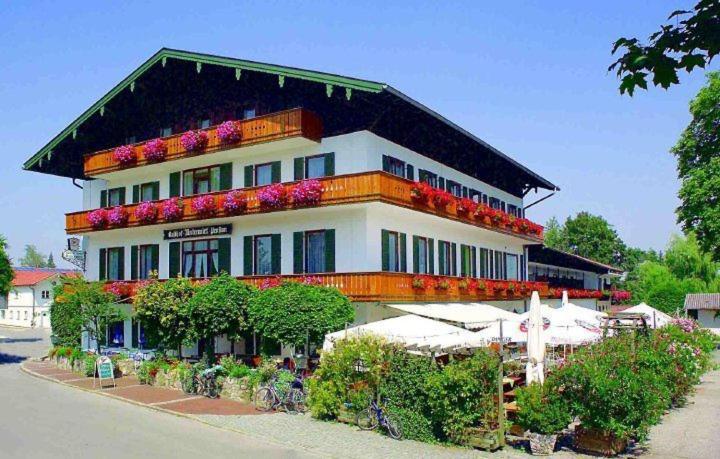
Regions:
[[151, 244, 159, 273], [381, 230, 390, 272], [428, 239, 435, 275], [169, 172, 181, 197], [462, 186, 469, 198], [132, 185, 140, 204], [438, 241, 446, 275], [244, 166, 254, 187], [399, 233, 407, 273], [451, 243, 457, 276], [324, 152, 335, 176], [271, 161, 281, 183], [151, 182, 160, 200], [460, 245, 468, 277], [293, 232, 304, 274], [169, 242, 180, 278], [243, 236, 253, 275], [382, 155, 390, 173], [218, 238, 231, 275], [418, 169, 428, 183], [117, 247, 125, 280], [100, 190, 108, 208], [438, 177, 445, 190], [118, 188, 126, 205], [412, 236, 419, 274], [98, 248, 107, 280], [130, 245, 138, 280], [219, 163, 233, 191], [472, 247, 477, 277], [405, 165, 414, 181], [294, 157, 305, 180], [271, 234, 281, 274], [325, 229, 335, 272]]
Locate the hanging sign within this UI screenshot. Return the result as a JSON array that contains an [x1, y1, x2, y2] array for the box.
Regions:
[[164, 224, 232, 240], [62, 237, 86, 271], [94, 356, 116, 389]]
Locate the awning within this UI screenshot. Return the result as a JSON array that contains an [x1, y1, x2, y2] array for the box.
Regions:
[[385, 302, 521, 330]]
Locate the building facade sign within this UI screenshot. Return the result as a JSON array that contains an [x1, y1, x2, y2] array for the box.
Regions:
[[163, 224, 233, 240]]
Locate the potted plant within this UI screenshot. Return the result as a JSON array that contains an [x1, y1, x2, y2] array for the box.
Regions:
[[257, 183, 287, 209], [435, 278, 451, 290], [291, 179, 323, 206], [113, 145, 136, 165], [107, 206, 129, 227], [412, 275, 429, 289], [87, 208, 108, 229], [431, 189, 453, 210], [456, 197, 477, 216], [409, 181, 433, 204], [180, 129, 209, 152], [162, 197, 184, 222], [222, 190, 248, 215], [217, 120, 242, 143], [142, 138, 167, 162], [516, 382, 571, 455], [191, 195, 216, 217], [134, 201, 159, 224], [474, 204, 493, 225]]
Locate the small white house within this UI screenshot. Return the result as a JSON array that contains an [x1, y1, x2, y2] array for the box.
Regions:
[[685, 293, 720, 335], [0, 268, 79, 329]]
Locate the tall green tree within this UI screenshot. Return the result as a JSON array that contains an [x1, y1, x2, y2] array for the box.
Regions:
[[610, 1, 720, 95], [19, 244, 48, 268], [46, 253, 56, 268], [0, 236, 13, 297], [673, 72, 720, 259], [543, 212, 626, 267]]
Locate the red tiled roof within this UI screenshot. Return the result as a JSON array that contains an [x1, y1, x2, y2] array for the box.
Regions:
[[12, 269, 80, 287]]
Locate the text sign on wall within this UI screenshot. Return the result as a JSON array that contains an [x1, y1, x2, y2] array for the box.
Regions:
[[163, 224, 233, 240]]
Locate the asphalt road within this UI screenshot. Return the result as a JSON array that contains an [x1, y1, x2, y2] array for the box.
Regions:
[[0, 326, 312, 459]]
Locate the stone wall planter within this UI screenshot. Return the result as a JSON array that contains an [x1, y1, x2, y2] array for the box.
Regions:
[[574, 426, 627, 456], [527, 432, 557, 455], [115, 359, 137, 376], [462, 427, 503, 451], [218, 376, 253, 403]]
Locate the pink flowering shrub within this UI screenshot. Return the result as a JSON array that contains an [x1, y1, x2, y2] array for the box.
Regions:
[[162, 197, 184, 222], [134, 201, 159, 224], [301, 276, 323, 285], [180, 130, 209, 152], [259, 277, 283, 290], [191, 195, 216, 217], [87, 208, 108, 229], [113, 145, 136, 165], [222, 190, 248, 215], [142, 138, 167, 162], [107, 206, 129, 226], [671, 318, 698, 333], [291, 179, 322, 206], [257, 183, 287, 209], [107, 281, 131, 298], [217, 121, 242, 143]]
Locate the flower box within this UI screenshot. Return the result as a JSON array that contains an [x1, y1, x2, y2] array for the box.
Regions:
[[87, 208, 108, 229], [291, 179, 322, 206], [113, 145, 136, 165], [107, 206, 129, 226], [142, 138, 167, 162], [456, 197, 477, 215], [191, 195, 216, 217], [410, 181, 433, 204], [432, 189, 453, 209], [574, 426, 627, 456], [257, 183, 287, 209], [134, 201, 159, 224], [222, 190, 248, 215], [435, 278, 451, 290], [162, 197, 184, 222], [412, 275, 429, 289], [217, 120, 242, 143], [180, 129, 209, 152]]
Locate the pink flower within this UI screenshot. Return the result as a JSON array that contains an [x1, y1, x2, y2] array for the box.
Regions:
[[142, 138, 167, 162], [134, 201, 158, 224], [671, 318, 698, 333], [259, 277, 282, 290], [301, 276, 323, 285], [162, 197, 184, 222], [222, 190, 248, 215], [180, 130, 209, 152], [217, 121, 242, 143], [87, 208, 108, 229], [107, 206, 129, 226], [107, 281, 130, 298], [257, 183, 287, 209], [291, 179, 323, 206], [191, 195, 216, 217], [113, 145, 136, 165]]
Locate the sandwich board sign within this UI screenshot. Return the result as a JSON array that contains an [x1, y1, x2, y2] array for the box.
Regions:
[[94, 356, 116, 389]]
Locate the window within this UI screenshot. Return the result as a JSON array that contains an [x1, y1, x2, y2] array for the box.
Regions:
[[100, 247, 124, 281], [494, 250, 505, 280], [388, 232, 399, 272], [133, 181, 159, 203], [107, 321, 125, 347], [381, 230, 406, 272], [199, 119, 211, 129], [184, 166, 221, 196], [159, 127, 172, 137], [132, 245, 159, 280], [125, 136, 136, 144], [107, 188, 125, 206], [41, 290, 50, 300], [438, 241, 456, 276], [382, 155, 406, 178], [418, 169, 438, 187], [306, 155, 327, 179], [489, 197, 500, 209], [416, 237, 429, 274], [460, 245, 477, 277], [479, 248, 490, 278], [293, 230, 335, 274], [447, 180, 462, 197], [506, 254, 519, 280], [182, 239, 219, 278], [243, 108, 256, 119], [24, 310, 28, 320], [255, 163, 274, 186], [253, 235, 274, 275], [305, 231, 327, 273], [294, 154, 335, 180]]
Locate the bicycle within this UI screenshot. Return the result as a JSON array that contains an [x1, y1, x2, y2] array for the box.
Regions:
[[183, 364, 222, 398], [254, 374, 306, 414], [355, 398, 402, 440]]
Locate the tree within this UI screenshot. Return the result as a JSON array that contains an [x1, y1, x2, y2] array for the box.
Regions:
[[544, 212, 626, 266], [672, 72, 720, 259], [610, 1, 720, 95], [542, 217, 565, 251], [187, 274, 256, 365], [19, 244, 48, 268], [133, 276, 195, 356], [663, 233, 719, 282], [0, 235, 12, 297], [248, 282, 354, 349], [46, 253, 56, 268], [49, 276, 83, 346]]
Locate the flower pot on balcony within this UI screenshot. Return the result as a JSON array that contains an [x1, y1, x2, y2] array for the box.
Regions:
[[574, 426, 627, 456], [527, 432, 557, 456]]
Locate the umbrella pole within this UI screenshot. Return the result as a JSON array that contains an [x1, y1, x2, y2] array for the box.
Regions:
[[497, 319, 505, 448]]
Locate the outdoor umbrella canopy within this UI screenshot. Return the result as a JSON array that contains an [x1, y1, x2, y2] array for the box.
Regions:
[[558, 301, 607, 327], [623, 303, 673, 328], [384, 302, 521, 330], [472, 319, 526, 343], [526, 292, 545, 385]]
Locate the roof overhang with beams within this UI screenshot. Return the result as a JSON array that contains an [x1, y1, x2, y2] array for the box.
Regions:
[[527, 245, 623, 276], [23, 48, 558, 198]]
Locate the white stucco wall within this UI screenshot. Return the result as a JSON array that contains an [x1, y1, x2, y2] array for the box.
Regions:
[[697, 310, 720, 333], [0, 278, 57, 328]]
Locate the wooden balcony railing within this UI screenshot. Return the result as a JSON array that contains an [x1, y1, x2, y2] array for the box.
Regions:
[[107, 272, 551, 303], [83, 108, 323, 176], [66, 171, 544, 241]]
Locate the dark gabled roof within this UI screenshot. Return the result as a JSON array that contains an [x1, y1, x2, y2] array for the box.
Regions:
[[22, 48, 558, 196], [684, 293, 720, 310], [527, 245, 623, 275]]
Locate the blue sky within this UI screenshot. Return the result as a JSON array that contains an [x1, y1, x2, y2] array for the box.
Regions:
[[0, 1, 715, 267]]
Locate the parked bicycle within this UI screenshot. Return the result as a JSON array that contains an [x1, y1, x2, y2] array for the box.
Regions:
[[182, 364, 222, 398], [355, 398, 402, 440], [254, 373, 306, 414]]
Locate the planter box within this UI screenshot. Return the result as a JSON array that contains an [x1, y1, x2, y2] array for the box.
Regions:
[[574, 427, 627, 456], [463, 427, 502, 451], [219, 376, 253, 402]]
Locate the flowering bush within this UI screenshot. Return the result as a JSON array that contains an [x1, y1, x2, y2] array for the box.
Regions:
[[259, 277, 283, 290], [291, 179, 323, 206], [142, 138, 167, 162], [410, 182, 433, 204], [301, 276, 323, 286], [257, 183, 287, 209], [87, 208, 108, 229], [456, 198, 477, 215], [107, 206, 129, 226], [222, 190, 248, 215], [107, 281, 131, 298], [191, 195, 216, 217], [162, 197, 184, 222], [217, 120, 242, 143], [612, 290, 632, 303], [431, 189, 453, 209], [134, 201, 159, 224], [113, 145, 136, 165], [180, 130, 209, 152], [671, 318, 698, 333]]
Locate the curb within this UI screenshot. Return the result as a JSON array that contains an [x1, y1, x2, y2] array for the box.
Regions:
[[19, 362, 324, 457]]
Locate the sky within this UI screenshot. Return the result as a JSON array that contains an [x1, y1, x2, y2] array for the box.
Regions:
[[0, 1, 716, 268]]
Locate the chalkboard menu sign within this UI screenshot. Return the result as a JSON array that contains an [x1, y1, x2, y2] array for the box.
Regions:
[[94, 356, 115, 389]]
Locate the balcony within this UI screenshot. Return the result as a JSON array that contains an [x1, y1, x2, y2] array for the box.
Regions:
[[106, 272, 550, 303], [83, 108, 323, 176], [66, 172, 544, 241]]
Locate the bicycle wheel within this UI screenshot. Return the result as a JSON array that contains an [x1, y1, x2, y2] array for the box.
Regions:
[[205, 379, 219, 399], [356, 408, 378, 431], [290, 388, 307, 414], [384, 415, 403, 440], [181, 375, 196, 395], [254, 387, 275, 411]]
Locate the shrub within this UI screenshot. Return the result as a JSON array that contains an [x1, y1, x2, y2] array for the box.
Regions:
[[180, 130, 209, 152], [515, 381, 571, 435], [50, 278, 83, 346], [84, 355, 97, 377], [219, 355, 252, 379]]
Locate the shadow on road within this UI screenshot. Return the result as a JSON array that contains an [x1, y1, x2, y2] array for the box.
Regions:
[[0, 353, 27, 365]]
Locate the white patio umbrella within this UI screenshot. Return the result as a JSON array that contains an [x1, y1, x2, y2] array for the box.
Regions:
[[526, 291, 545, 385], [473, 319, 526, 343], [623, 303, 673, 328], [558, 301, 607, 328]]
